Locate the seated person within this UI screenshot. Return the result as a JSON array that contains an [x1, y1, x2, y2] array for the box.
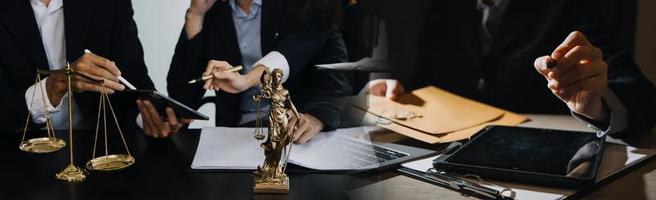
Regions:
[[168, 0, 352, 143], [0, 0, 188, 135], [363, 0, 656, 136]]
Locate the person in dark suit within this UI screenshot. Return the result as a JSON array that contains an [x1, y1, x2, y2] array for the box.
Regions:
[[168, 0, 352, 143], [0, 0, 188, 136], [364, 0, 656, 136]]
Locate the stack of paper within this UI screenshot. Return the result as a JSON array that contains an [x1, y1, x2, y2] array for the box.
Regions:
[[351, 86, 528, 143]]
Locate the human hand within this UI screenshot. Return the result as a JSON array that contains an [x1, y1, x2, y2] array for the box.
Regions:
[[46, 52, 125, 106], [287, 113, 324, 144], [361, 79, 405, 100], [136, 100, 193, 138], [534, 31, 608, 121], [202, 60, 262, 93], [188, 0, 217, 17]]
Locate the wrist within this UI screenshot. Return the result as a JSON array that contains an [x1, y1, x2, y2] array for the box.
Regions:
[[579, 97, 609, 123], [247, 65, 267, 87], [186, 8, 206, 19], [45, 76, 66, 107]]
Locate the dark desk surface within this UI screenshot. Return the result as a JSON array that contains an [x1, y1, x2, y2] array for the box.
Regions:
[[2, 116, 655, 200]]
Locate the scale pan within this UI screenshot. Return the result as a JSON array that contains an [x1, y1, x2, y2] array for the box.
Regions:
[[19, 137, 65, 153], [86, 154, 135, 171]]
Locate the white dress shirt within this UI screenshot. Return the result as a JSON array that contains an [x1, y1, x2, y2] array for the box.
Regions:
[[24, 0, 84, 129]]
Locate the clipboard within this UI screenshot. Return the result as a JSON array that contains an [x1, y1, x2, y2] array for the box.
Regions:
[[123, 90, 209, 120]]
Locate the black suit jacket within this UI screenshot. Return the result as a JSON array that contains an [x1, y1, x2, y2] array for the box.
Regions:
[[168, 0, 352, 130], [0, 0, 154, 132], [404, 0, 656, 134]]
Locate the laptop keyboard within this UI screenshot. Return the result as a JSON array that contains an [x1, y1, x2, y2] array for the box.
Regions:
[[332, 135, 409, 168]]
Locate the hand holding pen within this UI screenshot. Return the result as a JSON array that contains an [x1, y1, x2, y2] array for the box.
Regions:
[[44, 49, 126, 106], [196, 60, 266, 94]]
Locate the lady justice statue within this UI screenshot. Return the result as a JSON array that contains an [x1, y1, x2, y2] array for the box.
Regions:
[[252, 68, 301, 193]]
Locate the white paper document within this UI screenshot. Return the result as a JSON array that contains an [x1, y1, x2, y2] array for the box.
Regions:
[[191, 126, 408, 171], [401, 156, 566, 200]]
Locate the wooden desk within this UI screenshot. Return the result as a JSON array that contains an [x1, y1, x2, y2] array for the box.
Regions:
[[349, 114, 656, 200], [1, 115, 653, 199]]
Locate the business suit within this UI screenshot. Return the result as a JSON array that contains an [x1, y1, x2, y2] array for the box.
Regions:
[[0, 0, 154, 132], [403, 0, 656, 134], [168, 0, 352, 130]]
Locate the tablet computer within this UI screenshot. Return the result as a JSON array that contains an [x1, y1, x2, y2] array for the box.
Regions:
[[123, 90, 209, 120], [433, 125, 604, 188]]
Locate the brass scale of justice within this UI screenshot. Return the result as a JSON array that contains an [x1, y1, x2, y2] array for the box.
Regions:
[[19, 63, 297, 193], [20, 63, 134, 182]]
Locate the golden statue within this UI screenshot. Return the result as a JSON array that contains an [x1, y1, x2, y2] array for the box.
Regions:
[[252, 68, 300, 193]]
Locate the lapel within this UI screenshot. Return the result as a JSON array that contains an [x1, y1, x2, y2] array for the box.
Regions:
[[63, 0, 91, 62], [487, 0, 547, 58], [260, 0, 282, 53], [0, 0, 49, 70]]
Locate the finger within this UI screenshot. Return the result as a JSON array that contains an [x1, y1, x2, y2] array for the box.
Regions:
[[75, 72, 125, 91], [166, 107, 181, 132], [137, 100, 157, 137], [204, 60, 231, 76], [74, 61, 120, 82], [160, 122, 171, 138], [143, 100, 164, 132], [551, 45, 600, 78], [212, 70, 240, 80], [136, 101, 151, 134], [366, 80, 387, 96], [82, 53, 122, 76], [293, 118, 309, 141], [553, 60, 606, 88], [558, 74, 606, 96], [385, 80, 404, 100], [533, 56, 553, 78], [181, 119, 194, 124], [287, 114, 298, 133], [72, 78, 116, 94], [551, 31, 592, 60], [297, 128, 318, 144]]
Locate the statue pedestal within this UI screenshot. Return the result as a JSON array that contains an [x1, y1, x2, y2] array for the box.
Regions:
[[254, 174, 289, 194]]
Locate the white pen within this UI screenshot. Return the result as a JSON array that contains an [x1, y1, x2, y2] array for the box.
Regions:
[[84, 49, 137, 90]]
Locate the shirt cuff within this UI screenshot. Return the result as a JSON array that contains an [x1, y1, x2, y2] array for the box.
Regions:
[[571, 89, 629, 137], [136, 114, 144, 130], [254, 51, 290, 82], [24, 77, 67, 124]]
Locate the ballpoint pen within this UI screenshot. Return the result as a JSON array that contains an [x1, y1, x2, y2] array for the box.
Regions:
[[424, 168, 515, 200], [187, 65, 243, 84], [83, 49, 137, 90]]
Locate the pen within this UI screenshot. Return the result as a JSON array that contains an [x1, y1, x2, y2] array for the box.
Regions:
[[546, 57, 558, 69], [424, 168, 512, 199], [187, 65, 243, 84], [84, 49, 137, 90]]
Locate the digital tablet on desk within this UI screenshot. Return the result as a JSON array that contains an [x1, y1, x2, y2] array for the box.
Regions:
[[123, 90, 209, 120], [433, 125, 605, 188]]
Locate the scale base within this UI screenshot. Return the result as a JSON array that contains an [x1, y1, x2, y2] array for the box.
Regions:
[[86, 154, 135, 171], [254, 175, 289, 194], [19, 137, 65, 153], [56, 164, 86, 182]]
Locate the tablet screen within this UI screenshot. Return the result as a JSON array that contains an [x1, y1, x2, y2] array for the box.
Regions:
[[446, 126, 603, 177]]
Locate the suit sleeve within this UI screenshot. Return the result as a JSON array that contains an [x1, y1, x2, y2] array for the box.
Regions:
[[273, 0, 332, 80], [574, 0, 656, 135], [299, 33, 353, 131], [0, 63, 32, 133], [166, 11, 213, 110], [107, 0, 156, 128]]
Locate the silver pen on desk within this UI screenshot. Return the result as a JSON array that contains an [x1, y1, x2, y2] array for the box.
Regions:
[[84, 49, 137, 90], [424, 168, 513, 199]]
